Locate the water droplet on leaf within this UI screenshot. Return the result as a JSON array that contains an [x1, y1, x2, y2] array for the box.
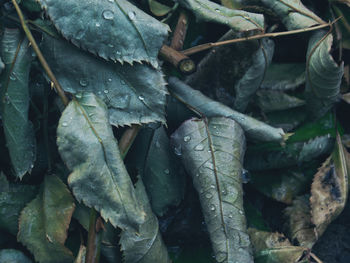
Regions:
[[128, 11, 136, 20], [79, 79, 88, 87], [205, 193, 213, 199], [195, 144, 204, 151], [62, 122, 68, 127], [102, 10, 114, 20], [210, 205, 216, 211], [104, 89, 109, 94], [183, 136, 191, 142], [164, 169, 170, 174]]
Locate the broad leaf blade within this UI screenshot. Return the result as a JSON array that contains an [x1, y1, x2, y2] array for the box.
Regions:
[[41, 35, 168, 127], [57, 92, 145, 231], [120, 179, 171, 263], [178, 0, 264, 31], [37, 0, 169, 67], [0, 28, 36, 179], [171, 117, 254, 263], [256, 90, 305, 113], [305, 31, 344, 118], [18, 175, 75, 263], [0, 249, 32, 263], [168, 77, 286, 142]]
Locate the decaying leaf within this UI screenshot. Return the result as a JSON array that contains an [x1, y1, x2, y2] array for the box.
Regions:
[[120, 179, 171, 263], [57, 92, 145, 231], [178, 0, 264, 32], [0, 28, 36, 179], [74, 245, 86, 263], [284, 195, 316, 248], [18, 175, 75, 263], [305, 30, 344, 118], [256, 90, 305, 113], [168, 77, 286, 143], [36, 0, 169, 67], [0, 249, 32, 263], [248, 228, 291, 253], [41, 35, 168, 127], [310, 133, 349, 238], [171, 117, 254, 263]]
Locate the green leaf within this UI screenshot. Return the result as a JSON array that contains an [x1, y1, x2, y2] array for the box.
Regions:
[[57, 92, 145, 231], [36, 0, 169, 67], [148, 0, 173, 16], [255, 0, 324, 30], [41, 35, 168, 127], [168, 77, 286, 143], [0, 173, 38, 235], [234, 38, 274, 112], [18, 175, 75, 263], [21, 0, 42, 12], [256, 90, 305, 113], [120, 179, 171, 263], [310, 133, 349, 238], [260, 63, 305, 91], [178, 0, 264, 32], [0, 28, 36, 179], [305, 31, 344, 118], [171, 117, 254, 263], [283, 195, 316, 248], [265, 108, 307, 132], [0, 249, 32, 263]]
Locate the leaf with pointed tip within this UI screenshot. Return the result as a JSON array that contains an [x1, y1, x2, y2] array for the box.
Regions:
[[0, 249, 32, 263], [57, 92, 145, 231], [255, 0, 324, 30], [178, 0, 264, 32], [0, 28, 36, 179], [0, 173, 38, 235], [168, 77, 286, 143], [305, 31, 344, 118], [36, 0, 169, 67], [18, 175, 75, 263], [234, 38, 274, 112], [171, 117, 254, 263], [120, 179, 171, 263], [310, 133, 349, 238], [41, 35, 168, 127], [283, 195, 316, 248], [248, 228, 291, 254], [256, 90, 305, 113]]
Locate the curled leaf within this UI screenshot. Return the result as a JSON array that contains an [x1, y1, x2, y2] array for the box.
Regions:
[[57, 92, 145, 231], [171, 117, 254, 263], [37, 0, 169, 67], [168, 77, 286, 143], [42, 35, 168, 127], [18, 175, 75, 263], [0, 28, 36, 179]]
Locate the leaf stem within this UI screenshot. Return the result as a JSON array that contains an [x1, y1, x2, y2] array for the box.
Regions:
[[11, 0, 69, 106], [181, 19, 340, 56], [85, 210, 102, 263], [119, 124, 141, 158]]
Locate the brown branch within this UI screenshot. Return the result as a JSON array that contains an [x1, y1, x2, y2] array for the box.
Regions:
[[11, 0, 69, 106], [170, 11, 189, 51], [181, 20, 339, 56], [159, 45, 196, 74], [85, 210, 102, 263], [119, 124, 141, 158]]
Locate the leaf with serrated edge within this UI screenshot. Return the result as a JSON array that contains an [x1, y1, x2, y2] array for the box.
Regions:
[[283, 195, 316, 248], [0, 249, 32, 263], [120, 179, 171, 263], [310, 133, 349, 238], [305, 31, 344, 118], [41, 35, 167, 127], [178, 0, 264, 32], [0, 28, 36, 179], [171, 117, 253, 263], [18, 175, 75, 263], [57, 92, 145, 231], [36, 0, 169, 67], [168, 77, 286, 143]]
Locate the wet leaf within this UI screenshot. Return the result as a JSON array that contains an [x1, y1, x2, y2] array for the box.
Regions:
[[36, 0, 169, 67], [42, 35, 168, 127], [305, 30, 344, 118], [234, 39, 274, 112], [57, 92, 145, 231], [18, 175, 75, 263], [284, 195, 316, 248], [171, 117, 254, 263], [168, 77, 286, 143], [0, 173, 38, 235], [178, 0, 264, 32], [120, 179, 171, 263], [0, 28, 36, 179], [256, 90, 305, 113], [310, 133, 349, 238], [0, 249, 32, 263]]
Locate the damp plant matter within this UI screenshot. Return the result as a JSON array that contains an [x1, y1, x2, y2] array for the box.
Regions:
[[1, 0, 350, 263]]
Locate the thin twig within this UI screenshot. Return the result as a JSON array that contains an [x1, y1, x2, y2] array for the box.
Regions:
[[170, 11, 189, 51], [85, 210, 102, 263], [182, 19, 340, 56], [11, 0, 69, 106], [119, 124, 141, 158], [310, 252, 323, 263]]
